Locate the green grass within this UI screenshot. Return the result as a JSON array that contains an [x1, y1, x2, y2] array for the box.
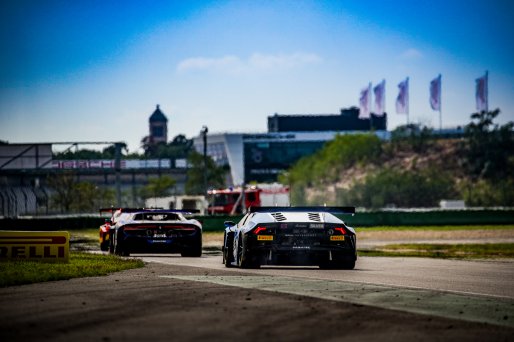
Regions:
[[355, 225, 514, 232], [359, 243, 514, 259], [0, 251, 144, 287]]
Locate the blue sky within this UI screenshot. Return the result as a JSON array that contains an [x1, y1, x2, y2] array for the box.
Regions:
[[1, 0, 513, 152]]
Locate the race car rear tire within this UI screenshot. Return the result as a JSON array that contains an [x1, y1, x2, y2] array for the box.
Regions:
[[223, 232, 234, 267], [114, 232, 130, 256], [108, 231, 115, 254], [237, 236, 260, 269], [181, 241, 202, 257], [320, 254, 355, 270], [100, 240, 109, 252], [339, 259, 355, 270]]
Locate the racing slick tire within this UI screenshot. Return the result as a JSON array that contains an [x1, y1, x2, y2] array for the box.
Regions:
[[339, 259, 356, 270], [114, 232, 130, 257], [100, 237, 109, 252], [237, 235, 260, 269], [181, 239, 202, 257], [319, 253, 355, 270], [223, 232, 234, 267], [108, 231, 115, 254]]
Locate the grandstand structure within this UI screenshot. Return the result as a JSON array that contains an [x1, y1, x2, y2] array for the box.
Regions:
[[0, 142, 187, 217]]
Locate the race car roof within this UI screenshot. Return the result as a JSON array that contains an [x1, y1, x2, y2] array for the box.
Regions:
[[99, 208, 198, 214], [248, 206, 355, 214]]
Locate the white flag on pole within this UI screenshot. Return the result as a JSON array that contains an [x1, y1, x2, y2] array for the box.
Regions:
[[373, 80, 386, 115], [396, 77, 409, 114], [359, 83, 372, 118], [475, 72, 488, 112], [430, 74, 441, 111]]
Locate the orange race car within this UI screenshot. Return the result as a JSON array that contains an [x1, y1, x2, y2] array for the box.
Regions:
[[99, 208, 164, 252], [98, 208, 118, 251]]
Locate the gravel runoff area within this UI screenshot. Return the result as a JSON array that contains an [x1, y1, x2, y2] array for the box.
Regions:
[[1, 261, 513, 342]]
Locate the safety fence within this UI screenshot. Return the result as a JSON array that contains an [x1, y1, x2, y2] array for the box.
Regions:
[[1, 209, 513, 231]]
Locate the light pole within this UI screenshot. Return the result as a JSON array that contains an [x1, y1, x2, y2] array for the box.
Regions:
[[201, 126, 208, 195]]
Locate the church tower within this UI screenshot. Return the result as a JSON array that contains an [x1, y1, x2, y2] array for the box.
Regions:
[[148, 104, 168, 144]]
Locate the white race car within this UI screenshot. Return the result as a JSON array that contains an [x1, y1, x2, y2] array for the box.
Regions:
[[222, 206, 357, 269], [109, 209, 202, 257]]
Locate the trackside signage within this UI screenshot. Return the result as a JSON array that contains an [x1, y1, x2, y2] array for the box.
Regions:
[[0, 231, 70, 263]]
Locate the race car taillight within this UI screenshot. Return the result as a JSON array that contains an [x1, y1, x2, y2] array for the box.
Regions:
[[253, 226, 267, 234], [334, 227, 347, 235]]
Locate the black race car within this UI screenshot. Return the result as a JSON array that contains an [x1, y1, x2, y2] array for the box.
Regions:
[[109, 209, 202, 257], [222, 206, 357, 269]]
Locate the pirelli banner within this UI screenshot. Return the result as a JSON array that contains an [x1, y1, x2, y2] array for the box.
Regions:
[[0, 231, 70, 263]]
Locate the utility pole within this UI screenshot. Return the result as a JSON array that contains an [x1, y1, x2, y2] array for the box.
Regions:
[[114, 142, 123, 207], [201, 126, 208, 195]]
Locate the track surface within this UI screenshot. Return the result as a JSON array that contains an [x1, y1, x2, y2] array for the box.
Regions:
[[142, 255, 514, 299], [1, 255, 513, 341]]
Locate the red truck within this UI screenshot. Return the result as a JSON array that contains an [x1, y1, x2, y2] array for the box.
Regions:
[[207, 184, 289, 214]]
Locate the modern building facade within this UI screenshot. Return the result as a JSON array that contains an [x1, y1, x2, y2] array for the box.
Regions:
[[193, 107, 389, 186], [193, 130, 390, 185]]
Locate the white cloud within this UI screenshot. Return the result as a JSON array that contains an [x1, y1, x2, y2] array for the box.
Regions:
[[400, 48, 423, 60], [176, 55, 243, 73], [176, 53, 322, 74]]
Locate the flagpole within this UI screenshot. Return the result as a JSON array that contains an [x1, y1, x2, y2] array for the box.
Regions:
[[439, 74, 442, 131], [485, 70, 489, 112], [406, 77, 410, 125], [369, 82, 373, 131]]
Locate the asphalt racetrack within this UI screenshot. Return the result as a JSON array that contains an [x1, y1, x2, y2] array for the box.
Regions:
[[1, 255, 513, 341]]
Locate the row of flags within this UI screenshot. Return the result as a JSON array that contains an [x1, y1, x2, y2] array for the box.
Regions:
[[358, 72, 490, 122]]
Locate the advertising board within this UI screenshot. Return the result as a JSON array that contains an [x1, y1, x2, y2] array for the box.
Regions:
[[0, 231, 70, 263]]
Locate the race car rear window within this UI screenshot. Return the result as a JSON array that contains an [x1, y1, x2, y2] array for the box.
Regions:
[[133, 213, 180, 221]]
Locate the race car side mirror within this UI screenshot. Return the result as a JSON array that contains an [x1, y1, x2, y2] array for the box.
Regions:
[[224, 221, 235, 228]]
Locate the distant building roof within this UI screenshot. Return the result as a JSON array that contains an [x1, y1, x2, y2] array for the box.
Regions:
[[149, 105, 168, 123], [268, 107, 387, 132]]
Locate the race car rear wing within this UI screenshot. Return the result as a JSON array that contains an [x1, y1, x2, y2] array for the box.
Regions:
[[99, 207, 158, 214], [249, 206, 355, 215], [98, 207, 201, 215]]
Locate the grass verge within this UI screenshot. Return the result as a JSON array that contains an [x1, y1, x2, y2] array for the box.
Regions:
[[359, 243, 514, 259], [0, 251, 144, 287], [355, 225, 514, 232]]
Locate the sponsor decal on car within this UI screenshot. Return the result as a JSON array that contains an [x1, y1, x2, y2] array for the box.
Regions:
[[330, 236, 345, 241]]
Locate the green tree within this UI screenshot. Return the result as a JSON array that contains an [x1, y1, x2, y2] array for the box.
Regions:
[[47, 172, 77, 213], [140, 176, 176, 199], [337, 167, 456, 209], [53, 143, 132, 160], [279, 133, 382, 199], [142, 134, 193, 159], [459, 178, 514, 207], [464, 109, 514, 179], [390, 124, 433, 153], [102, 143, 128, 159], [185, 151, 227, 195], [48, 173, 116, 213]]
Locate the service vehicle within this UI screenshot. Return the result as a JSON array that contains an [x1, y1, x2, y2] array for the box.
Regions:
[[208, 184, 289, 214], [108, 209, 202, 257], [222, 206, 357, 269]]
